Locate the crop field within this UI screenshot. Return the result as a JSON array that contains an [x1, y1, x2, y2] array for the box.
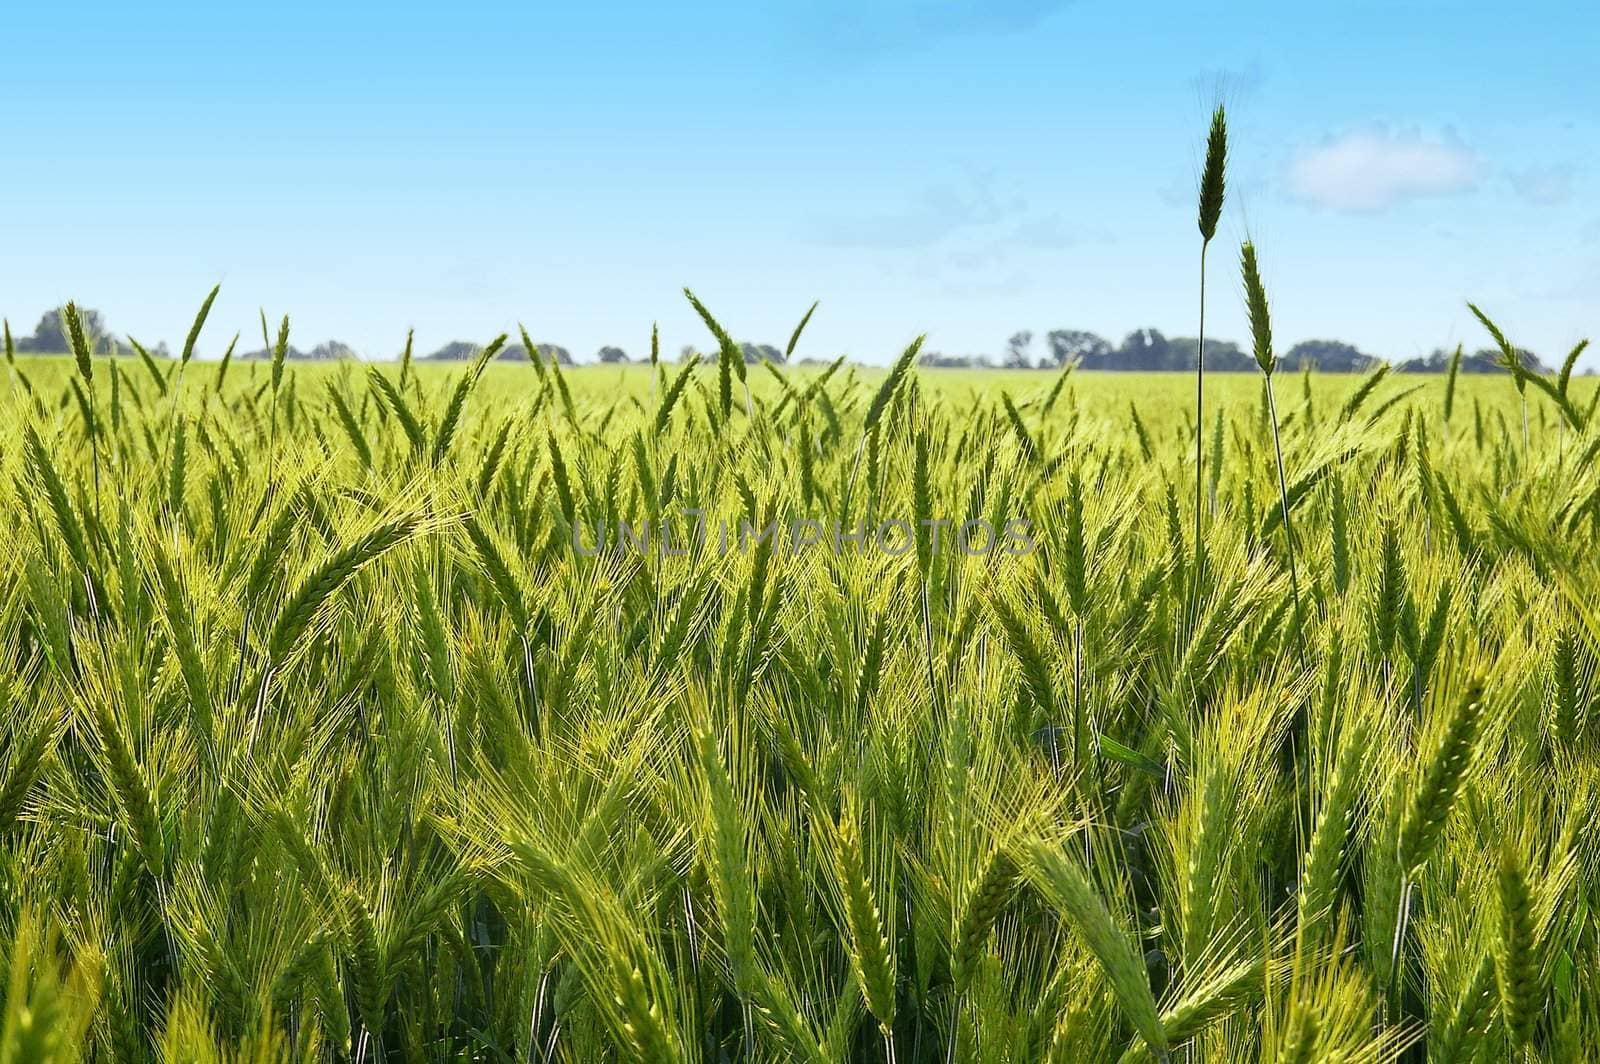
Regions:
[[1, 297, 1599, 1064]]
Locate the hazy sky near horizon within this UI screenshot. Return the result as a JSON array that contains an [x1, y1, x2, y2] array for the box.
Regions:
[[3, 1, 1596, 367]]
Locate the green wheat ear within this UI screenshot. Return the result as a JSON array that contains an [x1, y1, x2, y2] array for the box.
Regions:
[[1397, 682, 1484, 873], [950, 846, 1018, 993], [432, 333, 507, 466], [0, 722, 53, 837], [1495, 842, 1540, 1050], [1241, 239, 1305, 663], [1025, 837, 1168, 1056], [266, 513, 427, 666], [832, 793, 896, 1038], [399, 326, 416, 388], [518, 324, 546, 386], [1198, 105, 1227, 243], [862, 334, 926, 433], [1192, 103, 1227, 566], [786, 300, 819, 361], [270, 313, 290, 395], [215, 332, 238, 393], [180, 284, 221, 366], [1240, 242, 1275, 376], [693, 722, 756, 994], [1297, 717, 1370, 942], [1558, 338, 1590, 397], [1443, 343, 1463, 422], [684, 287, 744, 418], [62, 302, 94, 384], [1466, 302, 1518, 376]]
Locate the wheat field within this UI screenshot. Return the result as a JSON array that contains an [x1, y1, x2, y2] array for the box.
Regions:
[[1, 289, 1598, 1063]]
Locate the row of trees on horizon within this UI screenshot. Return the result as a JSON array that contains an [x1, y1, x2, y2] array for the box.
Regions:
[[916, 328, 1560, 375], [3, 307, 1568, 375]]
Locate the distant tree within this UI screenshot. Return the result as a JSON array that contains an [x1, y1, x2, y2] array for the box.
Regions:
[[918, 351, 992, 368], [1283, 339, 1374, 373], [680, 344, 697, 362], [537, 344, 574, 366], [1045, 329, 1112, 368], [597, 345, 629, 363], [1396, 346, 1545, 375], [739, 342, 783, 365], [1004, 330, 1034, 368], [1213, 339, 1251, 370], [423, 341, 481, 361], [1170, 336, 1252, 372], [1394, 350, 1448, 373], [914, 326, 1553, 374], [1117, 328, 1178, 371], [307, 341, 358, 361], [447, 341, 574, 365], [17, 307, 109, 353], [494, 343, 567, 364], [241, 344, 309, 360]]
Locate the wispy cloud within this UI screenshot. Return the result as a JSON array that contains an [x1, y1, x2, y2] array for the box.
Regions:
[[812, 167, 1099, 252], [813, 170, 1018, 249], [1003, 214, 1105, 251], [1508, 164, 1577, 206], [815, 166, 1104, 303], [1287, 125, 1479, 211]]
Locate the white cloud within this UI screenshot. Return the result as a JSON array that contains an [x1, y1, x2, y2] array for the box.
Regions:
[[1287, 126, 1479, 211], [1509, 164, 1577, 206]]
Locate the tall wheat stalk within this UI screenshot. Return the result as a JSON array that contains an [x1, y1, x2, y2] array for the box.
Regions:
[[62, 303, 103, 553], [1240, 241, 1305, 662], [1468, 303, 1530, 459], [162, 286, 220, 545], [2, 319, 15, 400], [1388, 682, 1484, 1019], [1194, 106, 1227, 562]]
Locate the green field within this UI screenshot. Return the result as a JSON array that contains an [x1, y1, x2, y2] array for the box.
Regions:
[[1, 334, 1599, 1062]]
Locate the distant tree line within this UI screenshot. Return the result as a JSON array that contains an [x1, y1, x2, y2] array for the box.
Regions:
[[919, 328, 1557, 374], [677, 343, 785, 365], [8, 307, 1568, 374], [238, 340, 359, 361], [6, 309, 144, 355], [423, 340, 574, 365]]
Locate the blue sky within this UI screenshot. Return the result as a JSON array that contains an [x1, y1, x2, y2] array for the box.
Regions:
[[3, 0, 1596, 367]]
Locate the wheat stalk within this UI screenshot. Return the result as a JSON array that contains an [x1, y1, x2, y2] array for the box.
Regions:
[[1296, 717, 1370, 943], [1025, 836, 1167, 1056], [267, 513, 426, 666], [832, 793, 896, 1047], [1194, 104, 1227, 562], [1240, 241, 1307, 665]]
